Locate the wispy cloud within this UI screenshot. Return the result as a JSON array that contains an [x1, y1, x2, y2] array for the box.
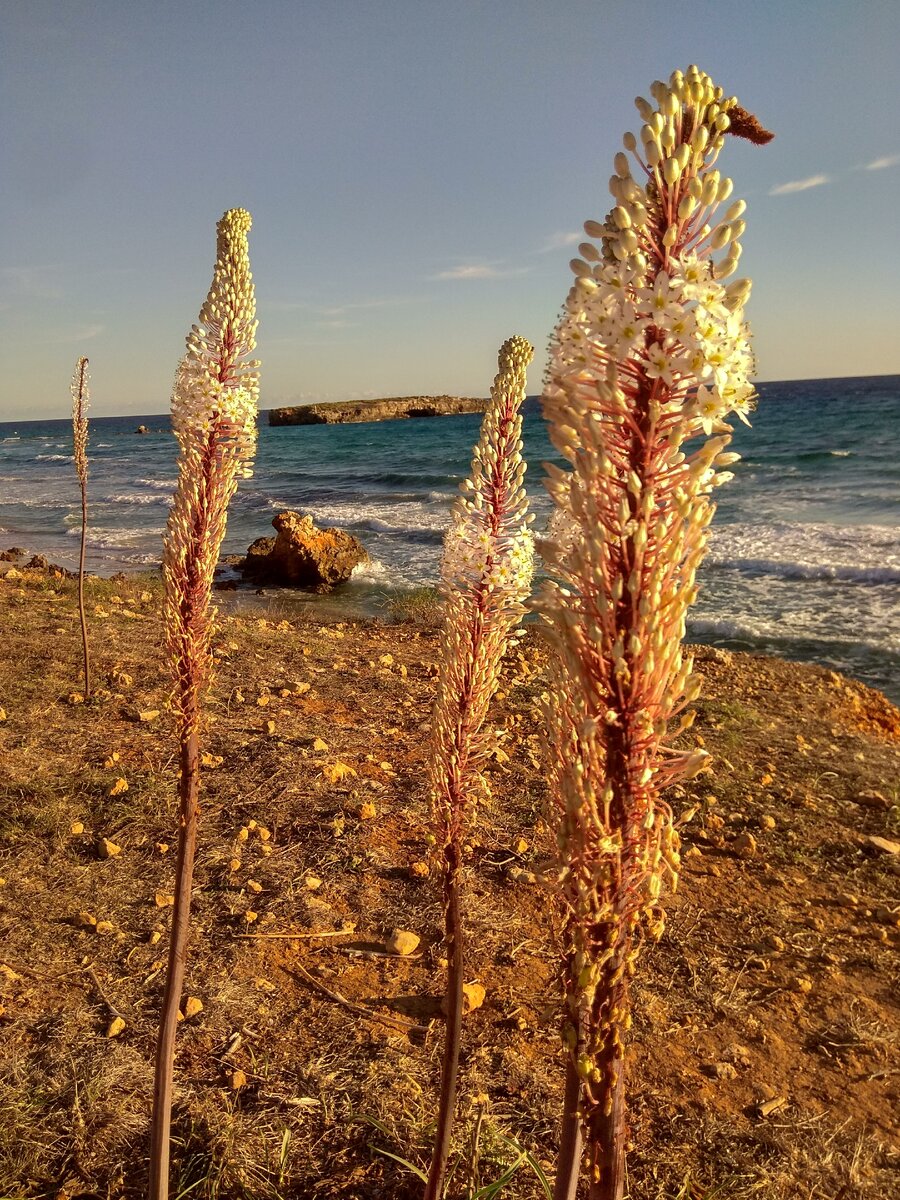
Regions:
[[431, 262, 529, 281], [864, 154, 900, 171], [539, 231, 582, 254], [769, 174, 830, 196], [53, 323, 104, 343]]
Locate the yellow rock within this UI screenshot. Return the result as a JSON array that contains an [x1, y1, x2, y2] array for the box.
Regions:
[[230, 1068, 248, 1089], [312, 737, 329, 752], [322, 761, 357, 784], [294, 682, 311, 695], [265, 720, 276, 735], [379, 654, 394, 666], [103, 752, 120, 768], [183, 996, 204, 1019], [70, 821, 85, 835], [138, 710, 160, 723], [201, 753, 223, 768], [140, 590, 153, 604], [229, 857, 241, 872], [236, 826, 249, 842], [76, 911, 98, 928], [149, 930, 162, 945], [257, 826, 271, 842], [106, 1016, 126, 1038], [409, 861, 430, 878], [156, 842, 169, 855], [98, 837, 122, 858], [462, 982, 487, 1013], [386, 929, 420, 956], [244, 910, 259, 924], [246, 880, 263, 894], [95, 920, 115, 935], [155, 892, 175, 908], [359, 801, 377, 820], [0, 707, 6, 722], [305, 875, 322, 890], [513, 837, 529, 855], [257, 694, 270, 707], [108, 778, 128, 797], [67, 692, 84, 705], [247, 819, 258, 830]]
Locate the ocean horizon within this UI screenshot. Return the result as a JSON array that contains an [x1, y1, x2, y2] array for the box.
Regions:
[[2, 373, 899, 701]]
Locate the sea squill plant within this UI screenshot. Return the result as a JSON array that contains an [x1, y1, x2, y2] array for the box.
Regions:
[[71, 356, 91, 699], [149, 208, 259, 1200], [538, 67, 771, 1199], [424, 335, 535, 1200]]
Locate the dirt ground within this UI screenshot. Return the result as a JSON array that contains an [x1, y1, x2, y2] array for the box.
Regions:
[[0, 565, 898, 1200]]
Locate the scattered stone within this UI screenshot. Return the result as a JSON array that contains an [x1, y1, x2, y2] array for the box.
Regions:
[[731, 830, 757, 858], [108, 778, 129, 797], [836, 892, 859, 909], [755, 1095, 787, 1119], [723, 1043, 753, 1067], [358, 801, 377, 820], [244, 911, 259, 924], [764, 934, 785, 952], [95, 920, 115, 935], [704, 1061, 738, 1080], [874, 906, 900, 927], [76, 911, 98, 928], [229, 1069, 248, 1090], [98, 837, 122, 859], [304, 875, 323, 890], [865, 835, 900, 856], [409, 860, 430, 878], [758, 814, 777, 831], [149, 931, 162, 945], [137, 709, 160, 723], [462, 982, 487, 1013], [0, 708, 6, 722], [246, 880, 263, 894], [106, 1016, 126, 1038], [386, 929, 420, 956], [182, 996, 203, 1019], [854, 790, 891, 810], [154, 893, 175, 908], [240, 510, 369, 591], [70, 821, 84, 836], [67, 692, 85, 705], [136, 424, 148, 434], [791, 976, 814, 994], [4, 567, 21, 580]]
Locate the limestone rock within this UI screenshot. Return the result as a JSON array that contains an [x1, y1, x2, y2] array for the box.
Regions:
[[241, 512, 368, 591], [386, 929, 420, 956]]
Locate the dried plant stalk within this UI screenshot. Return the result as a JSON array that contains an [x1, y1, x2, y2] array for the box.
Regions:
[[149, 208, 259, 1200], [539, 67, 769, 1199], [71, 356, 91, 699], [424, 335, 535, 1200]]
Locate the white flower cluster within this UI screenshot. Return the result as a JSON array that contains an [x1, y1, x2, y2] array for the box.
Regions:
[[549, 64, 757, 438], [71, 356, 90, 486], [440, 519, 534, 599], [171, 361, 258, 479]]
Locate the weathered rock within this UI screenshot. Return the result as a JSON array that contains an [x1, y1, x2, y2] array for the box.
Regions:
[[241, 512, 368, 591], [386, 929, 420, 956], [136, 424, 148, 434], [25, 554, 49, 570]]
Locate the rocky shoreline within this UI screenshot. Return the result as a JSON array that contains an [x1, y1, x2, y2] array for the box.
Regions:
[[267, 394, 488, 426]]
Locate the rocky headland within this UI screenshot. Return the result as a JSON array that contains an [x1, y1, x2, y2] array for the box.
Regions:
[[267, 394, 488, 426]]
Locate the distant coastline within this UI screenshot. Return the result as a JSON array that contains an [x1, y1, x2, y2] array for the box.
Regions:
[[268, 395, 487, 426]]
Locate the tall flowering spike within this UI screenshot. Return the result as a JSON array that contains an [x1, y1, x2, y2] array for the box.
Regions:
[[541, 68, 768, 1199], [72, 357, 89, 486], [163, 207, 259, 728], [424, 335, 535, 1200], [71, 357, 91, 698], [150, 208, 258, 1200]]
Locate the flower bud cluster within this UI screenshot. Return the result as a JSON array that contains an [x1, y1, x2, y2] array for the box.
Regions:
[[71, 356, 90, 487], [540, 67, 760, 1144], [430, 336, 535, 849], [163, 210, 260, 724]]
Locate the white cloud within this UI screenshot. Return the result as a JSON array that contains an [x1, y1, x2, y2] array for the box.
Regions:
[[431, 262, 529, 281], [769, 174, 830, 196], [865, 154, 900, 171], [539, 231, 582, 253]]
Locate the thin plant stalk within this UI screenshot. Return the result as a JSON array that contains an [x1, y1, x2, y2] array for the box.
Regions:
[[149, 208, 259, 1200], [71, 356, 91, 699], [540, 67, 771, 1198], [425, 336, 535, 1200]]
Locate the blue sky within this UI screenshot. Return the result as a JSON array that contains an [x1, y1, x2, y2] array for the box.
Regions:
[[2, 0, 899, 418]]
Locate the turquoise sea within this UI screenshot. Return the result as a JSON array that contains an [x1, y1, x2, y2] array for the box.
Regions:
[[1, 375, 899, 701]]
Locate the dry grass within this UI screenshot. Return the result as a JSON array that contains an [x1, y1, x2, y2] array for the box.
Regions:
[[0, 566, 898, 1198]]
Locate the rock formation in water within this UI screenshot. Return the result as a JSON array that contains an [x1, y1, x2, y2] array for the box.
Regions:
[[267, 395, 487, 426]]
